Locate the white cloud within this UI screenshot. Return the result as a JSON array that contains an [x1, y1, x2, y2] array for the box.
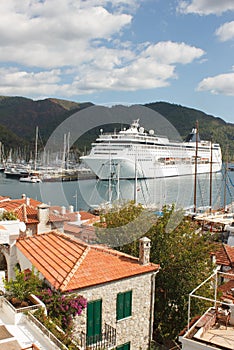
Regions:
[[143, 41, 205, 64], [0, 67, 63, 96], [0, 0, 207, 98], [177, 0, 234, 15], [0, 0, 132, 68], [197, 72, 234, 96], [0, 38, 206, 97], [215, 21, 234, 41]]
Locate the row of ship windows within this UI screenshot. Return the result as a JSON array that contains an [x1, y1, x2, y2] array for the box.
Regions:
[[95, 141, 220, 150], [94, 145, 218, 152]]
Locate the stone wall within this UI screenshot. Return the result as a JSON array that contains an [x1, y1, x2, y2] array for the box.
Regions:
[[74, 272, 156, 350]]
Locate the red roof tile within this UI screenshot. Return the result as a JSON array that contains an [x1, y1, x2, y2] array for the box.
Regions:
[[214, 243, 234, 267], [50, 206, 100, 222], [13, 204, 38, 223], [0, 198, 41, 211], [16, 231, 159, 292]]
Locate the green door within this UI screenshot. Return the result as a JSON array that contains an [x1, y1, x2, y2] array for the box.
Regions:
[[87, 299, 102, 345]]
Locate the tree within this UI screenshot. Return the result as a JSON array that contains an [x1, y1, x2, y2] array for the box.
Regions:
[[4, 267, 43, 302], [98, 202, 216, 344], [96, 200, 155, 254], [0, 211, 17, 221], [147, 207, 215, 343]]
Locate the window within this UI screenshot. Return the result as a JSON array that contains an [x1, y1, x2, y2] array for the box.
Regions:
[[116, 342, 130, 350], [116, 291, 132, 320]]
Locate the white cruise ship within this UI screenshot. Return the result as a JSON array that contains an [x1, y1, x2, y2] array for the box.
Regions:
[[80, 120, 222, 180]]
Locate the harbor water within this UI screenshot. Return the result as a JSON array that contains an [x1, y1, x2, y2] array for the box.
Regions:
[[0, 168, 233, 212]]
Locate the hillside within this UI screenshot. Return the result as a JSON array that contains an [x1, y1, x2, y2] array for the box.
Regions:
[[145, 102, 234, 160], [0, 96, 93, 145], [0, 96, 233, 160]]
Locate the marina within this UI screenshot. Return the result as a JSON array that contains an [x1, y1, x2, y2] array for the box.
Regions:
[[0, 166, 233, 214]]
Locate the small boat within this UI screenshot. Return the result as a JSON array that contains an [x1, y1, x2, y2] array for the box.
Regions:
[[19, 176, 42, 183]]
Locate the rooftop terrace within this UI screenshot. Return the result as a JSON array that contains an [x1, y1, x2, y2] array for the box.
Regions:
[[180, 271, 234, 350]]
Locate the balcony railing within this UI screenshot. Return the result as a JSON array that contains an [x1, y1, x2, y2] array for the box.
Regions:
[[27, 312, 69, 350], [79, 323, 116, 349]]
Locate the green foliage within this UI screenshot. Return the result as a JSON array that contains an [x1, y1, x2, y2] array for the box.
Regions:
[[0, 98, 233, 159], [147, 208, 215, 343], [0, 211, 17, 221], [99, 202, 216, 344], [96, 200, 155, 254], [33, 308, 79, 348], [4, 267, 43, 302]]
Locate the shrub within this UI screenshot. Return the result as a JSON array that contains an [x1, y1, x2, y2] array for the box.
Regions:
[[37, 288, 87, 330]]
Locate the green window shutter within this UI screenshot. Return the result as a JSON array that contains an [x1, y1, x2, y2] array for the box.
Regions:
[[93, 299, 102, 336], [117, 291, 132, 320], [87, 299, 102, 338], [117, 293, 124, 320], [124, 291, 132, 318]]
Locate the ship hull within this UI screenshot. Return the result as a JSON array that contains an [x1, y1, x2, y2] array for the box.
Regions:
[[81, 156, 222, 180]]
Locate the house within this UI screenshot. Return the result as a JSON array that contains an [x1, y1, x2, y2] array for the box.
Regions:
[[212, 243, 234, 275], [179, 270, 234, 350], [51, 205, 100, 242], [0, 195, 67, 234], [14, 231, 159, 350]]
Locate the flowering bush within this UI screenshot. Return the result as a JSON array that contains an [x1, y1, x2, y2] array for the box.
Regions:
[[38, 288, 87, 330]]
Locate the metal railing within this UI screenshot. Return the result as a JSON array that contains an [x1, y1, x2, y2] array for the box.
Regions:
[[79, 323, 116, 349]]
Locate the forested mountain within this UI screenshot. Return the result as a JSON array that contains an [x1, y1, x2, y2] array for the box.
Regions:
[[146, 102, 234, 160], [0, 96, 233, 160]]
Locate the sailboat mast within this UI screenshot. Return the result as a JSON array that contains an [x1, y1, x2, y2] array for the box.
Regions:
[[134, 151, 138, 204], [34, 126, 38, 171], [209, 137, 213, 213], [193, 120, 199, 213], [223, 146, 229, 210]]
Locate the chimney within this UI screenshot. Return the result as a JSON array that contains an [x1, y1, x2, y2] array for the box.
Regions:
[[37, 203, 50, 224], [22, 194, 26, 200], [139, 237, 151, 265], [69, 205, 74, 213], [61, 206, 66, 215], [26, 197, 30, 206]]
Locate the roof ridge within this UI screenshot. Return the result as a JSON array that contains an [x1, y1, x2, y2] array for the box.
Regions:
[[59, 245, 90, 291], [52, 230, 89, 248], [90, 244, 139, 260]]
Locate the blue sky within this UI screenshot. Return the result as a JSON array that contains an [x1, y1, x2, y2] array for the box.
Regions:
[[0, 0, 234, 123]]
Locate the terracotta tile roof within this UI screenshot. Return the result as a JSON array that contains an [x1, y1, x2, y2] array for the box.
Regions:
[[0, 195, 10, 202], [0, 198, 65, 224], [48, 213, 66, 222], [214, 243, 234, 267], [50, 206, 99, 223], [13, 205, 38, 223], [218, 279, 234, 302], [64, 223, 83, 234], [0, 198, 41, 211], [16, 231, 159, 292]]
